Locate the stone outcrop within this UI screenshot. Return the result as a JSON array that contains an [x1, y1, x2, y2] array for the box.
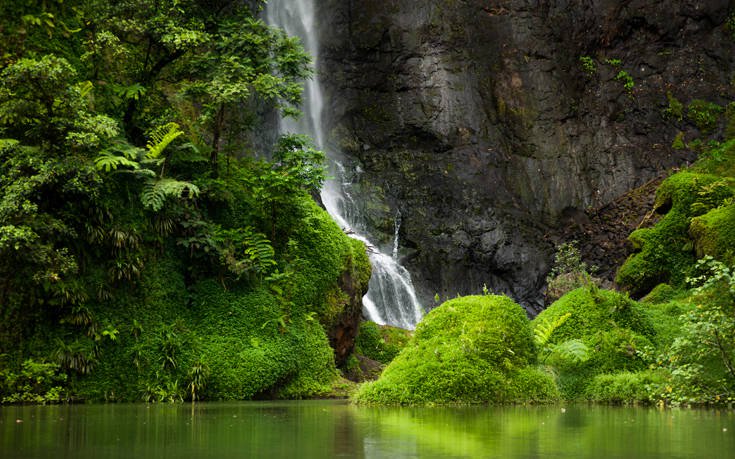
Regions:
[[315, 0, 734, 313]]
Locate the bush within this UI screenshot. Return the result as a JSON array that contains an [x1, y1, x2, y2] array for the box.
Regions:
[[585, 371, 664, 404], [1, 359, 67, 404], [354, 295, 559, 405]]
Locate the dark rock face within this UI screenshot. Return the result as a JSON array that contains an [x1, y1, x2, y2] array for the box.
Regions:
[[316, 0, 734, 313]]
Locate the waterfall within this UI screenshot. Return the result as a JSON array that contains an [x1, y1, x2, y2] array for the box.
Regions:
[[266, 0, 424, 330]]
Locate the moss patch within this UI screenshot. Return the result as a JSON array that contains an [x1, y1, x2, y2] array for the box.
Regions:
[[354, 321, 412, 365], [353, 295, 559, 405]]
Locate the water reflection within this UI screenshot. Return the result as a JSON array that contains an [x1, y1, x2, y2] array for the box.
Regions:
[[1, 401, 733, 458]]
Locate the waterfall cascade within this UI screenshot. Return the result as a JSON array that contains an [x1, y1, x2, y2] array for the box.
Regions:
[[266, 0, 424, 329]]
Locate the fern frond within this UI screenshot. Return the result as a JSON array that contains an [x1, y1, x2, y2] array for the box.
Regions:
[[242, 227, 276, 274], [146, 122, 184, 159], [94, 150, 140, 172], [549, 339, 590, 363], [141, 178, 200, 211], [534, 312, 571, 347]]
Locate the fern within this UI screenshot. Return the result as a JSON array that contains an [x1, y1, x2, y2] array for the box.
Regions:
[[141, 178, 200, 211], [94, 150, 140, 172], [548, 339, 590, 364], [112, 82, 147, 101], [146, 122, 184, 159], [95, 140, 144, 172], [534, 312, 571, 347], [242, 227, 276, 275]]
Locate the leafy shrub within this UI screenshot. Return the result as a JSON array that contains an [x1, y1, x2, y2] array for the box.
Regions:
[[545, 241, 598, 303], [579, 56, 596, 75], [1, 359, 67, 404], [585, 371, 664, 404]]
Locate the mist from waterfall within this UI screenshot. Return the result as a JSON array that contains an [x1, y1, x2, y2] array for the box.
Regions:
[[266, 0, 423, 329]]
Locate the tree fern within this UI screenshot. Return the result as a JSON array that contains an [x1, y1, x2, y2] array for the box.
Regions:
[[146, 122, 184, 159]]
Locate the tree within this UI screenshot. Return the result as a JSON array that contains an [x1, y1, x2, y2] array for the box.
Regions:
[[248, 134, 325, 240]]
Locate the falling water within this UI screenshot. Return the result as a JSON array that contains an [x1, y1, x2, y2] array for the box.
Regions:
[[266, 0, 424, 329]]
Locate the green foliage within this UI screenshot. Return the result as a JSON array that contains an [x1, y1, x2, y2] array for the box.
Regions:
[[671, 131, 686, 150], [145, 123, 184, 160], [585, 371, 664, 404], [617, 172, 725, 295], [186, 359, 209, 402], [687, 99, 723, 133], [534, 312, 571, 348], [664, 92, 685, 122], [545, 241, 597, 302], [242, 227, 277, 277], [615, 70, 634, 93], [0, 0, 369, 406], [532, 287, 654, 399], [640, 257, 735, 405], [354, 321, 412, 365], [354, 295, 559, 405], [690, 202, 735, 264], [1, 359, 67, 404], [617, 140, 735, 297], [579, 56, 596, 75], [141, 178, 200, 212]]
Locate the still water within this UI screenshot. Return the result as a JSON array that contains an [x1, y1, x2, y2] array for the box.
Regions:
[[1, 400, 733, 458]]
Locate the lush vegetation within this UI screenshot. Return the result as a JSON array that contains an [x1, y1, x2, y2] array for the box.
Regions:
[[353, 295, 559, 405], [0, 0, 371, 403], [358, 138, 735, 405]]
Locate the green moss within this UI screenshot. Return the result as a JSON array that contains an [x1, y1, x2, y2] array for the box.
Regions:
[[690, 202, 735, 264], [354, 295, 559, 405], [671, 131, 686, 150], [640, 283, 677, 304], [616, 172, 726, 296], [354, 321, 412, 365], [532, 287, 654, 399], [687, 99, 723, 133], [585, 371, 665, 404]]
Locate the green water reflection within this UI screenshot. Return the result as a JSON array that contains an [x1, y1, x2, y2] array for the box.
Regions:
[[1, 401, 733, 458]]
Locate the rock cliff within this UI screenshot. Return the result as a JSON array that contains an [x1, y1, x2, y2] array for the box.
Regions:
[[315, 0, 735, 313]]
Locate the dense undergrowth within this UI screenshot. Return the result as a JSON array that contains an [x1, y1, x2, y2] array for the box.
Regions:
[[0, 1, 371, 403]]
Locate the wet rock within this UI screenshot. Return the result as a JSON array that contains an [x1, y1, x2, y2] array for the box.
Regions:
[[316, 0, 733, 313]]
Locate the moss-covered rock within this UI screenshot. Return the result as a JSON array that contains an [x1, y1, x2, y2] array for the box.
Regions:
[[532, 287, 655, 399], [617, 140, 735, 298], [616, 172, 726, 296], [353, 295, 559, 405], [25, 196, 372, 403], [353, 321, 412, 365], [690, 202, 735, 264]]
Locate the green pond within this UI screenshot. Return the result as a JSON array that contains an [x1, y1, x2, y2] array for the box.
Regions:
[[1, 401, 733, 458]]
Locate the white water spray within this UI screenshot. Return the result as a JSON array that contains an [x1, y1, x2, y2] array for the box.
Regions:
[[266, 0, 423, 329]]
